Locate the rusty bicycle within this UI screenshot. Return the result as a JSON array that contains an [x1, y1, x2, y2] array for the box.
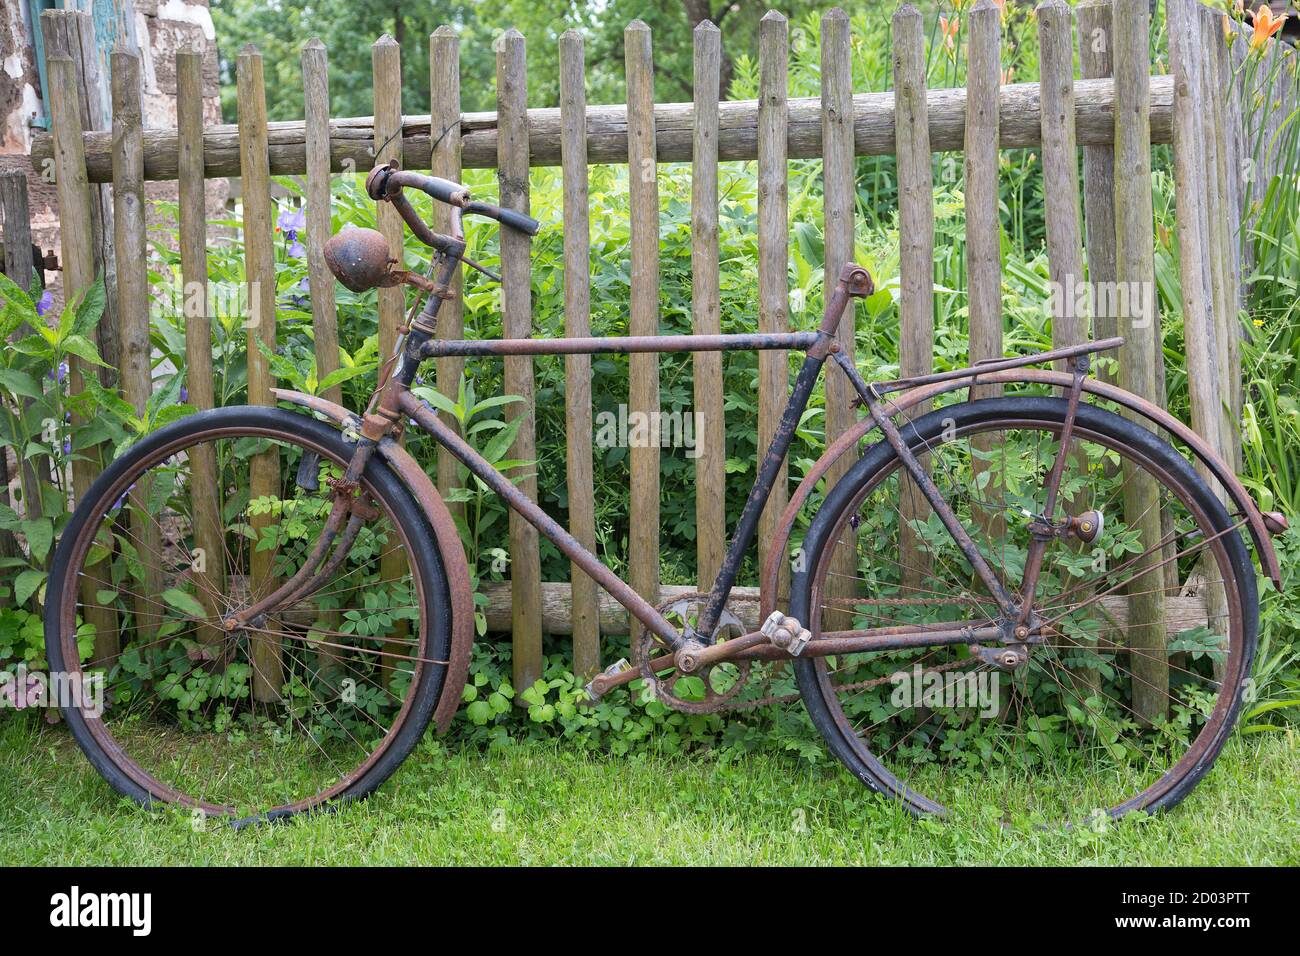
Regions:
[[46, 161, 1284, 825]]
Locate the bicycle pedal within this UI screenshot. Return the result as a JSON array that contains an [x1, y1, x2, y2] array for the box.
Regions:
[[581, 658, 632, 704]]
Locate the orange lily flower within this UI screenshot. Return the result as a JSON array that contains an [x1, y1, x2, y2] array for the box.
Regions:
[[941, 14, 960, 53], [1250, 4, 1285, 51]]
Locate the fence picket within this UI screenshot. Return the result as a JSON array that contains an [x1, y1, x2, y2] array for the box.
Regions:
[[559, 29, 601, 681], [111, 49, 163, 645], [1200, 5, 1241, 469], [176, 48, 225, 648], [497, 29, 544, 691], [371, 35, 414, 668], [965, 0, 1005, 548], [1077, 0, 1118, 383], [302, 38, 342, 405], [0, 172, 39, 559], [236, 45, 284, 701], [626, 21, 661, 651], [49, 53, 118, 665], [430, 26, 467, 522], [40, 9, 119, 381], [1169, 0, 1231, 678], [892, 3, 934, 590], [965, 0, 1002, 385], [820, 7, 856, 631], [1112, 0, 1168, 725], [692, 21, 726, 592], [1037, 0, 1086, 357], [757, 11, 790, 602]]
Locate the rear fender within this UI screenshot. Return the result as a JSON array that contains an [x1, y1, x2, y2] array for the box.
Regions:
[[271, 388, 473, 733], [760, 370, 1282, 617]]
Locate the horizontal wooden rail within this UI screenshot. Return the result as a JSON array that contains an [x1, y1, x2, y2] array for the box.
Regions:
[[33, 74, 1174, 183], [474, 582, 1211, 639]]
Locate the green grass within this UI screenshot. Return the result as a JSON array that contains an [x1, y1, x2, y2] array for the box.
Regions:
[[2, 717, 1297, 865]]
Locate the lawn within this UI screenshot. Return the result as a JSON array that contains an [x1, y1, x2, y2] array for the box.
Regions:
[[1, 716, 1296, 866]]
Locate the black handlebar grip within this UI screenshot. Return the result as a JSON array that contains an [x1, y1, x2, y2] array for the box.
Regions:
[[496, 207, 541, 236], [417, 175, 468, 205]]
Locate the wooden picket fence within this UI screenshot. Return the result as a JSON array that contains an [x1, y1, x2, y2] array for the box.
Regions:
[[18, 0, 1268, 694]]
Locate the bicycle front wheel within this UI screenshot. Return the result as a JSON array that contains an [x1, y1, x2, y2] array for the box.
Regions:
[[791, 397, 1258, 822], [45, 406, 452, 823]]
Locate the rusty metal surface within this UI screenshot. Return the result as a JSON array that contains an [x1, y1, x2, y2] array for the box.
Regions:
[[270, 388, 475, 734], [761, 366, 1282, 616], [694, 267, 875, 639], [323, 227, 396, 293], [399, 387, 682, 649], [874, 336, 1125, 394], [420, 331, 819, 359]]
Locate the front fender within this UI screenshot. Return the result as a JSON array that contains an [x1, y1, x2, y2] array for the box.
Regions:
[[760, 370, 1282, 616], [271, 388, 473, 734]]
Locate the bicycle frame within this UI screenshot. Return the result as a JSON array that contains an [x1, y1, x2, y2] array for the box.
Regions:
[[287, 174, 1280, 690]]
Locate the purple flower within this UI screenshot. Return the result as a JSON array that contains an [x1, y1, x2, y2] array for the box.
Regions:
[[36, 290, 54, 316], [112, 481, 137, 512], [62, 437, 71, 454], [276, 208, 306, 234], [48, 361, 68, 384], [277, 208, 307, 257], [179, 385, 188, 403]]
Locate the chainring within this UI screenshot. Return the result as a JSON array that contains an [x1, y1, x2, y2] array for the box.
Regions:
[[634, 596, 752, 714]]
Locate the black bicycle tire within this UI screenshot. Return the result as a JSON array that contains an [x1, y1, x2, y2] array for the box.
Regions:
[[44, 405, 453, 824], [790, 396, 1259, 818]]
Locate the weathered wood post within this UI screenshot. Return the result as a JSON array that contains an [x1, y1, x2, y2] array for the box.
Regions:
[[176, 47, 225, 648], [756, 11, 790, 603], [48, 53, 118, 664], [111, 48, 163, 644], [0, 170, 50, 550], [372, 35, 413, 672], [236, 45, 284, 701], [625, 20, 661, 652], [430, 26, 467, 523], [820, 7, 857, 630], [302, 38, 343, 406], [558, 29, 601, 681], [965, 0, 1005, 546], [1199, 4, 1241, 469], [40, 8, 119, 382], [1111, 0, 1168, 724], [892, 3, 934, 590], [1077, 0, 1118, 382], [692, 20, 726, 592], [497, 29, 544, 692]]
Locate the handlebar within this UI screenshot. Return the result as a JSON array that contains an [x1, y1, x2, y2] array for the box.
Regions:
[[365, 161, 541, 239]]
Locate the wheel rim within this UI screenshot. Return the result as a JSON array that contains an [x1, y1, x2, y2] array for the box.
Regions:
[[56, 424, 433, 818], [807, 414, 1247, 822]]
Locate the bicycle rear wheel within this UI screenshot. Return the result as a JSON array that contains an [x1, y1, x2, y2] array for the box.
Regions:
[[45, 406, 451, 823], [791, 397, 1257, 822]]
